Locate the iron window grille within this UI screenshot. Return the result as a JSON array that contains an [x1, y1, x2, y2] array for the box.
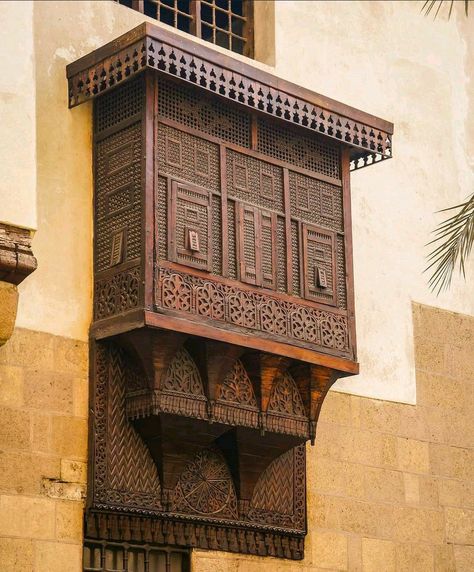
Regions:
[[83, 541, 190, 572], [116, 0, 254, 57]]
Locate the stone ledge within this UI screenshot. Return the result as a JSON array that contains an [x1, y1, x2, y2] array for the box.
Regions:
[[0, 223, 37, 286]]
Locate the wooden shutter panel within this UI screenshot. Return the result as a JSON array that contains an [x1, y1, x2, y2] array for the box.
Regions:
[[260, 210, 277, 289], [237, 204, 261, 286]]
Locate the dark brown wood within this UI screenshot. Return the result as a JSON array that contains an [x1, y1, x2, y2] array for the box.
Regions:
[[66, 23, 393, 169], [72, 26, 393, 560]]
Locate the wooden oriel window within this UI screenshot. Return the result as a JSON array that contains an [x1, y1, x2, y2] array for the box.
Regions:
[[117, 0, 253, 56]]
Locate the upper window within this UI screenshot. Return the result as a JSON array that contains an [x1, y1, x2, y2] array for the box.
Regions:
[[117, 0, 254, 57]]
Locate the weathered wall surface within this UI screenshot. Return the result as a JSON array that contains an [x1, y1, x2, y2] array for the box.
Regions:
[[0, 329, 88, 572], [1, 306, 472, 571], [0, 1, 37, 231], [7, 0, 472, 403], [272, 0, 474, 403], [192, 304, 474, 571]]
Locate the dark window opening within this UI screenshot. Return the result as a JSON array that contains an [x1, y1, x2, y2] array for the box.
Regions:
[[83, 541, 190, 572], [115, 0, 254, 57]]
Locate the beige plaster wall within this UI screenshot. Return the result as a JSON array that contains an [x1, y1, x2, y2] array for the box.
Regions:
[[8, 0, 472, 404], [0, 1, 37, 231], [271, 0, 474, 403]]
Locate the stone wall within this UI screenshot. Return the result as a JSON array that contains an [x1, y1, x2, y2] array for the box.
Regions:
[[0, 303, 472, 570], [0, 329, 88, 571], [192, 303, 474, 571]]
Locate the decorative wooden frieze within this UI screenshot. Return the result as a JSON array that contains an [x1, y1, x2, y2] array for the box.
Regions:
[[68, 25, 393, 560]]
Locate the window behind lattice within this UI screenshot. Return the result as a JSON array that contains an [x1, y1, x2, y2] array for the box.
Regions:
[[116, 0, 253, 57], [83, 541, 190, 572]]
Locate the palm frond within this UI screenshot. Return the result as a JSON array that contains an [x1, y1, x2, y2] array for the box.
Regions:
[[425, 193, 474, 294], [420, 0, 470, 19]]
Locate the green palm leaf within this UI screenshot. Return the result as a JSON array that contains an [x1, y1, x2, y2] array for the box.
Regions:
[[425, 194, 474, 294], [421, 0, 470, 18]]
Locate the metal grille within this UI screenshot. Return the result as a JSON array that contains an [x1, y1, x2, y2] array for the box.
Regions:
[[116, 0, 253, 56], [95, 78, 143, 133], [158, 78, 250, 148], [83, 541, 189, 572], [257, 117, 341, 179]]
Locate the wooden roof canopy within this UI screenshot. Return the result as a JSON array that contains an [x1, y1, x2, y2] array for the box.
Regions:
[[67, 22, 393, 171]]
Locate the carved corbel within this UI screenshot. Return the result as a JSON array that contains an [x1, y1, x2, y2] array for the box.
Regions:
[[0, 223, 37, 346], [291, 363, 340, 444]]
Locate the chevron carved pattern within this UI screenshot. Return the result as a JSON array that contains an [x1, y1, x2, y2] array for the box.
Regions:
[[251, 449, 294, 514], [94, 342, 162, 510]]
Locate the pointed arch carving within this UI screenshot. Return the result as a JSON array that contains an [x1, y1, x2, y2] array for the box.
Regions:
[[217, 360, 258, 408], [213, 359, 259, 427], [268, 372, 306, 417], [173, 448, 238, 519], [162, 347, 205, 397]]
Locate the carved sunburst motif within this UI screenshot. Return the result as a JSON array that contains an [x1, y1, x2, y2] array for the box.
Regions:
[[174, 449, 237, 518]]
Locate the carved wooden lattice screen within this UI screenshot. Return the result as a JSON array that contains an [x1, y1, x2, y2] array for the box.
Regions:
[[67, 23, 393, 561]]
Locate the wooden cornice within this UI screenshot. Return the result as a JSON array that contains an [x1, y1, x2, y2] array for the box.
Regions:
[[66, 23, 393, 170]]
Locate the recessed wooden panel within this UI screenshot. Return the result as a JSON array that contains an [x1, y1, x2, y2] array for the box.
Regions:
[[168, 181, 212, 272], [302, 224, 337, 306]]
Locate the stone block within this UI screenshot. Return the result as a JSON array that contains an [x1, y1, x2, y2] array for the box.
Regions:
[[358, 398, 402, 435], [35, 540, 82, 572], [347, 535, 362, 571], [397, 437, 430, 474], [389, 506, 444, 544], [312, 529, 347, 570], [403, 473, 420, 505], [433, 544, 456, 572], [319, 390, 353, 427], [51, 336, 88, 376], [42, 477, 86, 501], [23, 368, 74, 414], [0, 537, 34, 572], [429, 443, 474, 481], [31, 413, 51, 453], [311, 456, 364, 499], [51, 416, 87, 459], [0, 364, 23, 407], [73, 377, 88, 418], [0, 495, 55, 539], [0, 451, 60, 494], [396, 543, 434, 571], [445, 507, 474, 544], [56, 500, 84, 541], [0, 406, 30, 450], [453, 545, 474, 572], [418, 476, 439, 507], [362, 538, 396, 572], [363, 467, 404, 503], [60, 459, 87, 484], [0, 282, 18, 346]]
